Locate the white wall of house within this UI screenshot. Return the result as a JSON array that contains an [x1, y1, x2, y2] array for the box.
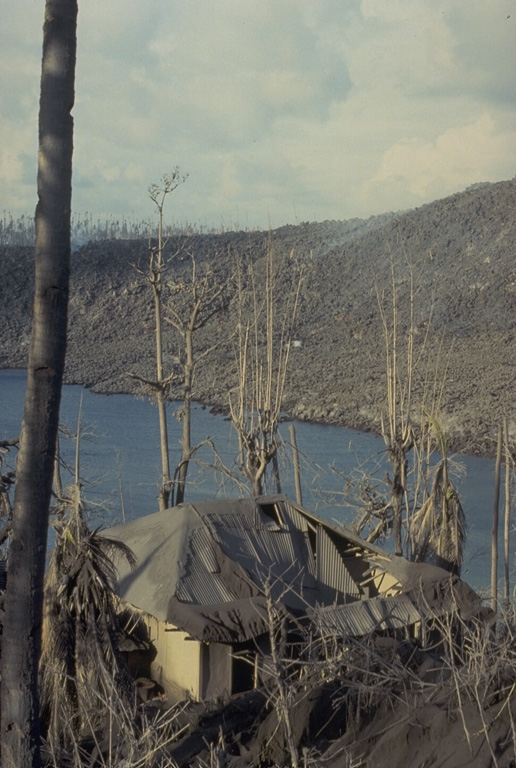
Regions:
[[146, 614, 203, 702]]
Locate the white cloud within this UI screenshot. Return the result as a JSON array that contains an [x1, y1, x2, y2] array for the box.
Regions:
[[1, 1, 515, 227], [364, 114, 516, 209]]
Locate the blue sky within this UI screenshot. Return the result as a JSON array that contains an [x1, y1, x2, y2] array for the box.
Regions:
[[1, 1, 515, 229]]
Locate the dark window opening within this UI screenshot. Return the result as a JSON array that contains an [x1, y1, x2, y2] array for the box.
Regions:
[[258, 502, 285, 529], [231, 649, 256, 694]]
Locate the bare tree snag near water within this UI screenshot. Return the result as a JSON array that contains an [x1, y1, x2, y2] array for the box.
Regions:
[[377, 256, 415, 556], [131, 168, 187, 511], [0, 2, 77, 766], [375, 248, 460, 564], [165, 254, 229, 505], [229, 241, 302, 496]]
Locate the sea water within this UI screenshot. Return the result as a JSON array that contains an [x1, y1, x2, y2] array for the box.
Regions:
[[0, 368, 510, 593]]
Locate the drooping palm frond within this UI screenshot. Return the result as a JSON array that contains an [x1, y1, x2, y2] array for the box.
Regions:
[[411, 458, 467, 575], [40, 512, 137, 747]]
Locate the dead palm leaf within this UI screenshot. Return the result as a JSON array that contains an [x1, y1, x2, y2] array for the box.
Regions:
[[40, 512, 137, 746], [411, 458, 466, 574]]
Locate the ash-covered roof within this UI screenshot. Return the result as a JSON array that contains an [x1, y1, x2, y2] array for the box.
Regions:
[[105, 495, 480, 644]]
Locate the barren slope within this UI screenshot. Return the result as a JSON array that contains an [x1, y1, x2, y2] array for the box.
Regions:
[[1, 179, 515, 455]]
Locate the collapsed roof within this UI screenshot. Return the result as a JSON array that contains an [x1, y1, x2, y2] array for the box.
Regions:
[[105, 495, 481, 644]]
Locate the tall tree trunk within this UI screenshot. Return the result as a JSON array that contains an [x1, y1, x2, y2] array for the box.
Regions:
[[390, 443, 407, 557], [175, 329, 193, 505], [0, 2, 77, 766], [146, 170, 186, 510], [154, 279, 171, 511]]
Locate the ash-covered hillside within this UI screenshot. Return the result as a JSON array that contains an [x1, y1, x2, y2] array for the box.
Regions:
[[2, 178, 515, 455]]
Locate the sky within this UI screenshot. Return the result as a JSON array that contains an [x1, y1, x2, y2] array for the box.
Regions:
[[1, 1, 515, 230]]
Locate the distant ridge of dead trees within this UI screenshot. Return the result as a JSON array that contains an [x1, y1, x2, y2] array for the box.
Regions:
[[0, 211, 261, 248]]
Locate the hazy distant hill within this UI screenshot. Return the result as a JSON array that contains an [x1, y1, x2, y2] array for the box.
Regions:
[[2, 178, 515, 455]]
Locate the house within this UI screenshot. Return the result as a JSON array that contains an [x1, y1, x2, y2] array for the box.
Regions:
[[105, 495, 480, 703]]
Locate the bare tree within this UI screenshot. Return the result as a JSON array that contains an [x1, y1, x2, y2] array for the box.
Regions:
[[376, 256, 415, 556], [165, 253, 230, 505], [130, 168, 187, 510], [229, 240, 303, 496], [0, 1, 77, 765], [0, 438, 17, 537], [375, 249, 455, 560]]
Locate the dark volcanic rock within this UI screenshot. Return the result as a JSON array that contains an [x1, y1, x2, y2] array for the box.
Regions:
[[2, 179, 516, 456]]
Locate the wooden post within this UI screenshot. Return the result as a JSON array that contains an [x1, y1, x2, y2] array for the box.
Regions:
[[491, 424, 502, 613], [289, 424, 303, 505], [503, 417, 511, 604], [272, 452, 282, 494]]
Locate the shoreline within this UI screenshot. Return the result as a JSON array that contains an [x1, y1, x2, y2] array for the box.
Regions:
[[1, 365, 496, 461]]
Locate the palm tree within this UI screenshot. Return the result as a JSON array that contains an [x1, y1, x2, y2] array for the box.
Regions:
[[411, 416, 466, 575], [40, 495, 137, 750]]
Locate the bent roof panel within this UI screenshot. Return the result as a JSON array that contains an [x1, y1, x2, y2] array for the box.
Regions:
[[312, 594, 422, 637]]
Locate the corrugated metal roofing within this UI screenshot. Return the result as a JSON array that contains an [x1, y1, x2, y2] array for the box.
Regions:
[[104, 494, 480, 643], [192, 526, 220, 573], [175, 549, 235, 605], [282, 502, 309, 533], [313, 594, 422, 637], [316, 526, 361, 604], [282, 502, 317, 580], [175, 527, 236, 604], [206, 510, 316, 609]]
